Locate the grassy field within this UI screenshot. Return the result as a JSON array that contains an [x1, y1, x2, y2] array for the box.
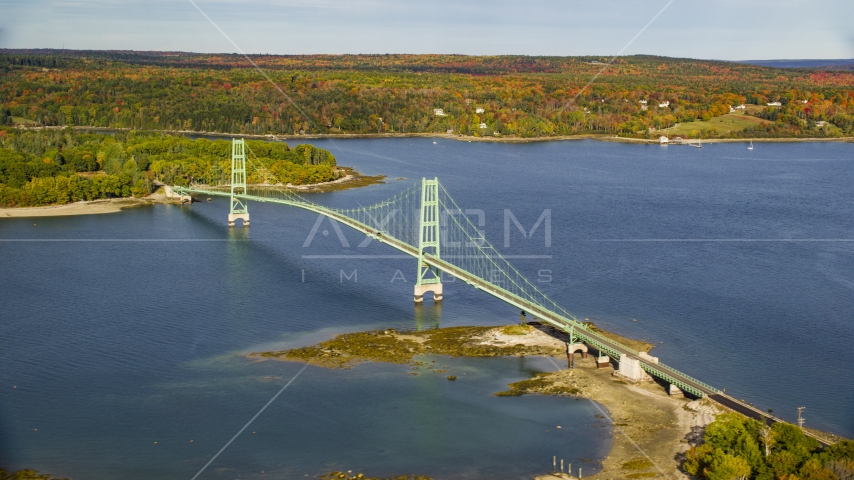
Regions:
[[11, 116, 38, 125], [659, 112, 773, 136]]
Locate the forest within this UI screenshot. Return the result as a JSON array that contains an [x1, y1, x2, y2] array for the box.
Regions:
[[683, 413, 854, 480], [1, 50, 854, 139], [0, 469, 67, 480], [0, 128, 337, 207]]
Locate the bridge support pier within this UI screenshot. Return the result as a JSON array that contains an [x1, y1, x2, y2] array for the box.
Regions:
[[566, 343, 588, 368], [668, 383, 685, 398], [615, 354, 654, 383], [228, 212, 250, 227], [414, 283, 443, 303]]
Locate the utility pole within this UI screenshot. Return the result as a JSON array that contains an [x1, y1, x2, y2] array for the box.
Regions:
[[797, 407, 805, 429]]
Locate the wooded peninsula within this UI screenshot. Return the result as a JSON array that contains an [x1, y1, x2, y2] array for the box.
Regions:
[[0, 129, 337, 207]]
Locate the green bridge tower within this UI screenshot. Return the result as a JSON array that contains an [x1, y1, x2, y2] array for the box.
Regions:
[[228, 138, 250, 227], [414, 177, 442, 302]]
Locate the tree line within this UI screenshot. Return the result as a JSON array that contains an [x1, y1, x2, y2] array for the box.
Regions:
[[683, 412, 853, 480]]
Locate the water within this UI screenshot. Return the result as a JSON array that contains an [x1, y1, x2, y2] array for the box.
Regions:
[[2, 138, 854, 477]]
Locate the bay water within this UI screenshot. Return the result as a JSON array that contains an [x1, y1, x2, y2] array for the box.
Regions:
[[1, 138, 853, 478]]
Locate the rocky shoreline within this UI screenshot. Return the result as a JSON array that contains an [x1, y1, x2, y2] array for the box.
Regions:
[[253, 323, 724, 479]]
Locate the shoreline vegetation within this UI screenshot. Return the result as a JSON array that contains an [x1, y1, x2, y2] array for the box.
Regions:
[[253, 323, 851, 480], [0, 469, 68, 480], [0, 167, 383, 217]]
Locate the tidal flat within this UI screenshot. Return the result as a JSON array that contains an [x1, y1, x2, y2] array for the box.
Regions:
[[253, 323, 723, 479]]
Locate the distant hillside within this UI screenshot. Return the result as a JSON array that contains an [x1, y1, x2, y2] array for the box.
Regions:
[[737, 59, 854, 70], [2, 50, 853, 140]]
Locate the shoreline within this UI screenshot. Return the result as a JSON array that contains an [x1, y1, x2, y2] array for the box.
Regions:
[[252, 324, 714, 479], [0, 196, 182, 218], [14, 125, 854, 145], [0, 168, 384, 218]]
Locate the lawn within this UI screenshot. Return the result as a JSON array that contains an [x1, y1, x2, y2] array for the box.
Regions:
[[11, 116, 39, 125], [659, 112, 772, 136]]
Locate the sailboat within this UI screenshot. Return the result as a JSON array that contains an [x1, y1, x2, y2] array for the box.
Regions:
[[748, 141, 754, 150]]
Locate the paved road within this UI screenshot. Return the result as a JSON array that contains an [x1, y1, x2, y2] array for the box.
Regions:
[[710, 394, 776, 423]]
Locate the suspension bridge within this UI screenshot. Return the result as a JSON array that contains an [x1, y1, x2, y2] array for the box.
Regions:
[[172, 138, 723, 399], [172, 138, 718, 397], [171, 138, 837, 445]]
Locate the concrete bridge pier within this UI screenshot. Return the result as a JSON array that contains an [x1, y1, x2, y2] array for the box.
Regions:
[[414, 283, 443, 303], [228, 213, 250, 227], [668, 384, 685, 398], [566, 343, 588, 368]]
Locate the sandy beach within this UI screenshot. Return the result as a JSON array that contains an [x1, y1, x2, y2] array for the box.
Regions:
[[479, 327, 725, 480], [532, 354, 725, 480], [472, 326, 724, 479], [0, 197, 178, 218]]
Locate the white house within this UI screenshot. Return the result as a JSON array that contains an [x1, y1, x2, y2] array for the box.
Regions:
[[659, 136, 669, 144], [639, 100, 647, 104], [658, 101, 670, 108], [475, 107, 485, 114], [801, 100, 809, 104], [815, 121, 828, 127], [433, 108, 446, 116], [479, 123, 488, 129], [735, 104, 746, 110], [767, 102, 782, 107]]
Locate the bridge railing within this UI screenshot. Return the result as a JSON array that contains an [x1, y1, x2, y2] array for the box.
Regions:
[[654, 362, 719, 394], [640, 364, 708, 397]]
